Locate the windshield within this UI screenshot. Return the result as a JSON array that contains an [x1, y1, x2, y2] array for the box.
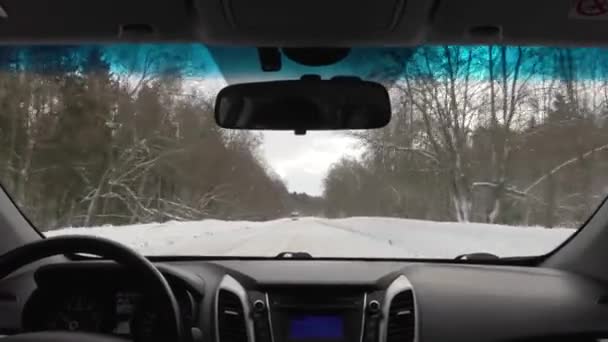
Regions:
[[0, 44, 603, 258]]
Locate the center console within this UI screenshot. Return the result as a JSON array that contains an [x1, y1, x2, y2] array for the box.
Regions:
[[248, 287, 386, 342]]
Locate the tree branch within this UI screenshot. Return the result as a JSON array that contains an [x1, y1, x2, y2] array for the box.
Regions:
[[524, 143, 608, 194]]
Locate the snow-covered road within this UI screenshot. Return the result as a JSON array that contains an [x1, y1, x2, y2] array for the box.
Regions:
[[45, 217, 576, 258]]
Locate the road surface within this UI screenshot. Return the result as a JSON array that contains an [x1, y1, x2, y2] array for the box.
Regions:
[[46, 217, 575, 258]]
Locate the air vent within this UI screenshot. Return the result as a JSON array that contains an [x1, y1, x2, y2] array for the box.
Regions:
[[218, 290, 248, 342], [387, 290, 415, 342]]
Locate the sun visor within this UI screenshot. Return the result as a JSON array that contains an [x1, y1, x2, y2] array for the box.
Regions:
[[226, 0, 402, 34], [0, 0, 196, 43], [430, 0, 608, 46], [192, 0, 433, 46]]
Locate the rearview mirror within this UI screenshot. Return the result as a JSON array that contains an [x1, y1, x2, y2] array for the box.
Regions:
[[214, 78, 391, 133]]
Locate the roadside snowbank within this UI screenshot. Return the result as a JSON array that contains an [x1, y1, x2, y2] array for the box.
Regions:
[[45, 217, 575, 258]]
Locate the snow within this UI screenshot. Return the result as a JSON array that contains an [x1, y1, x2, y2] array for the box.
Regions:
[[44, 217, 576, 258]]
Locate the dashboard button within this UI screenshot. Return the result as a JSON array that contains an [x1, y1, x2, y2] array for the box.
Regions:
[[191, 327, 203, 342], [368, 300, 380, 313], [253, 300, 266, 312]]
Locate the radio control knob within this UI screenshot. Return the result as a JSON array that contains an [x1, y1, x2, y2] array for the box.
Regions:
[[368, 300, 380, 313], [253, 299, 266, 312]]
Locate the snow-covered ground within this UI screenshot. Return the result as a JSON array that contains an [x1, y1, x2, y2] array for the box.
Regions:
[[44, 217, 576, 258]]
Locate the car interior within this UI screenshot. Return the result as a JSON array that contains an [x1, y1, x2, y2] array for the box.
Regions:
[[2, 1, 608, 342]]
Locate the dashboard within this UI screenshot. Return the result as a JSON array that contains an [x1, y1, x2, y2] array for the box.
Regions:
[[24, 288, 194, 340], [20, 262, 203, 342], [2, 259, 608, 342]]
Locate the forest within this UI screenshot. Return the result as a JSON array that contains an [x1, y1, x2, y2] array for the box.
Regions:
[[0, 45, 292, 230], [324, 46, 608, 228], [0, 45, 607, 230]]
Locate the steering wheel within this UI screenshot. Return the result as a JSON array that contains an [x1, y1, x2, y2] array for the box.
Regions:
[[0, 235, 183, 342]]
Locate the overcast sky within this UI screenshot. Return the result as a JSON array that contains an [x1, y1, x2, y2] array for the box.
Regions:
[[195, 55, 366, 196], [259, 132, 364, 196], [191, 77, 364, 196]]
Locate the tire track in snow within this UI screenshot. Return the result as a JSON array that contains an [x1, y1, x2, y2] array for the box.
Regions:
[[312, 219, 422, 257], [313, 219, 392, 243], [216, 218, 409, 257], [171, 219, 296, 256]]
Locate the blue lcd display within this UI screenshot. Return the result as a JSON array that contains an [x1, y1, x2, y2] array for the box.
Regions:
[[288, 315, 344, 340]]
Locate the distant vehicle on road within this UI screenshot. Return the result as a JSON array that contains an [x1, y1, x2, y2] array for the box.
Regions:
[[290, 211, 300, 220]]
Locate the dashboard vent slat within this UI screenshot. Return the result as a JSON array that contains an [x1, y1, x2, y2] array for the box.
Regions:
[[218, 290, 247, 342], [387, 290, 415, 342]]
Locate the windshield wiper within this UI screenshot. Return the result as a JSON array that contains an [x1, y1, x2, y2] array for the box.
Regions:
[[454, 252, 500, 261], [275, 251, 313, 259]]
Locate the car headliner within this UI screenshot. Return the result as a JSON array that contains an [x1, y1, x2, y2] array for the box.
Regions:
[[0, 0, 605, 47]]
